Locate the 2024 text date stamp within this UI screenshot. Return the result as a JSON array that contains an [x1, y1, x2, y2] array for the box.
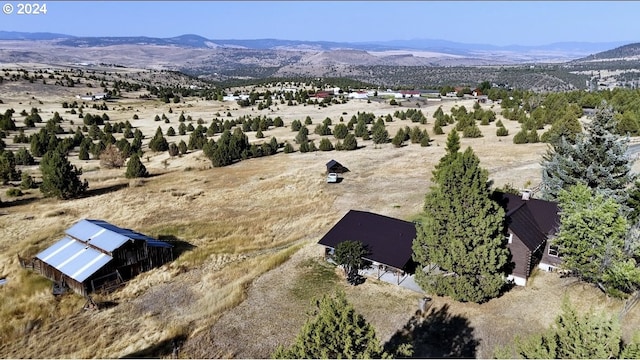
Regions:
[[3, 3, 48, 15]]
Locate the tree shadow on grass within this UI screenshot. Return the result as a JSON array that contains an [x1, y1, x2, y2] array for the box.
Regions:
[[1, 195, 41, 208], [81, 183, 129, 198], [384, 303, 480, 358]]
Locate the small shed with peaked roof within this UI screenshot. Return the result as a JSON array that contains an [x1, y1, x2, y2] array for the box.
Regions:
[[32, 219, 173, 296], [326, 160, 349, 174]]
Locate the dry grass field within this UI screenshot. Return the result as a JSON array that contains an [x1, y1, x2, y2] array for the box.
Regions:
[[1, 64, 639, 358]]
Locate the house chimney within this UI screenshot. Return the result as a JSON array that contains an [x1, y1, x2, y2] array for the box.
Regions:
[[521, 189, 531, 201]]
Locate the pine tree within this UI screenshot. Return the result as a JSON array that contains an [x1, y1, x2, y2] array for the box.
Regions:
[[272, 291, 384, 359], [412, 142, 509, 303], [553, 184, 640, 297], [125, 153, 148, 178], [40, 149, 88, 199], [540, 104, 634, 204]]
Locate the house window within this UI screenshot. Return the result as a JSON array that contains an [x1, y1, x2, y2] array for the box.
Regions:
[[548, 245, 559, 257]]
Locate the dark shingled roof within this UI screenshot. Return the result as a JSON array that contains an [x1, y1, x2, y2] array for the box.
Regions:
[[494, 192, 560, 251], [326, 160, 349, 173], [317, 210, 416, 270]]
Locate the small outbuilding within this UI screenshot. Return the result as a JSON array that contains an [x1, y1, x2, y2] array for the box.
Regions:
[[326, 160, 349, 174], [30, 219, 173, 296]]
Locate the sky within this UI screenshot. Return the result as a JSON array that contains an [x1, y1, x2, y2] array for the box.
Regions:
[[1, 1, 639, 46]]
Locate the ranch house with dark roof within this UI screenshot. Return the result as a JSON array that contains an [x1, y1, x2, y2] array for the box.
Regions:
[[28, 219, 173, 296], [493, 191, 561, 286], [317, 210, 418, 286], [319, 191, 561, 291]]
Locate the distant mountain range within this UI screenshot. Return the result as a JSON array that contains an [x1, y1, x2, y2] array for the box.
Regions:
[[2, 30, 640, 90], [0, 31, 633, 59]]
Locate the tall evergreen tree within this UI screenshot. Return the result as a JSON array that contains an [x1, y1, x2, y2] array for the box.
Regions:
[[554, 184, 640, 297], [540, 104, 634, 204], [272, 291, 385, 359], [40, 149, 88, 199], [412, 143, 509, 303]]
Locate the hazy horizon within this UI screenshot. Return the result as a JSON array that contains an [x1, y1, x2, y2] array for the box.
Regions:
[[1, 1, 639, 46]]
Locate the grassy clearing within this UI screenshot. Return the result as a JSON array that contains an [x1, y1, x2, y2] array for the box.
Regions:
[[290, 258, 340, 301]]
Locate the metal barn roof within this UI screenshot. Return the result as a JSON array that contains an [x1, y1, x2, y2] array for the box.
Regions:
[[65, 219, 166, 252], [35, 236, 113, 282], [36, 219, 173, 285]]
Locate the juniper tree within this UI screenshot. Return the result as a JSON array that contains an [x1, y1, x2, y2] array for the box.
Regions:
[[495, 300, 640, 359], [412, 134, 509, 303], [319, 138, 334, 151], [540, 104, 634, 204], [354, 119, 368, 138], [371, 119, 389, 144], [125, 153, 148, 178], [283, 141, 294, 153], [149, 126, 169, 152], [333, 240, 368, 284], [333, 123, 349, 139], [15, 148, 34, 165], [178, 140, 187, 155], [295, 125, 309, 144], [342, 133, 358, 151], [40, 149, 88, 199], [272, 291, 385, 359], [0, 150, 21, 184]]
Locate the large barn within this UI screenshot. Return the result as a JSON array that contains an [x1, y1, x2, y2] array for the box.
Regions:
[[317, 210, 417, 284], [31, 219, 173, 296]]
